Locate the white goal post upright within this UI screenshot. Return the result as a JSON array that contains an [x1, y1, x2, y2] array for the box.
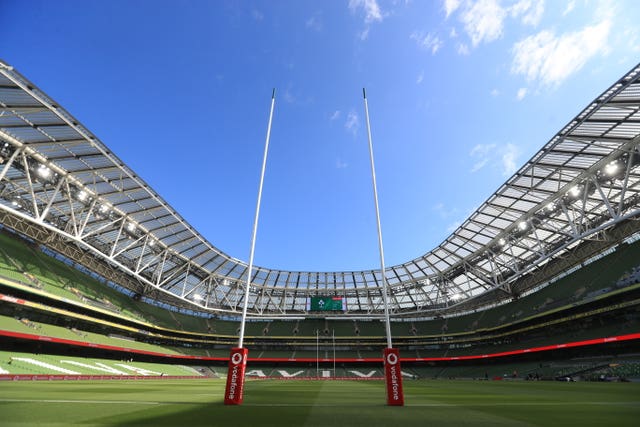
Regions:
[[362, 88, 405, 406], [224, 89, 276, 405]]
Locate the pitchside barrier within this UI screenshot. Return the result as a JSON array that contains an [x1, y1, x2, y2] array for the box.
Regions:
[[2, 329, 639, 371], [249, 376, 385, 380], [0, 375, 206, 381]]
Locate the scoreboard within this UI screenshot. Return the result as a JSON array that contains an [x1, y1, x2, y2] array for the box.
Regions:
[[309, 296, 344, 311]]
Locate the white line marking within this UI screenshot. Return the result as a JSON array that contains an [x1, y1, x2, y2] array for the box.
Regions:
[[0, 399, 159, 405], [243, 401, 639, 408]]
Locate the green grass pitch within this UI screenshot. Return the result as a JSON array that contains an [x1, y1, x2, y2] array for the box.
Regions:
[[1, 379, 639, 426]]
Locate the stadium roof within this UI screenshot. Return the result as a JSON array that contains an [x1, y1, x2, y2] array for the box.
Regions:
[[1, 60, 639, 317]]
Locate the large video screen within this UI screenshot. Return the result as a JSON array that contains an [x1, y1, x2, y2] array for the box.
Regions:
[[309, 296, 344, 311]]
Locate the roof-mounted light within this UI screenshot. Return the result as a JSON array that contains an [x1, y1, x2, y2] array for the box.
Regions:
[[0, 141, 13, 158], [604, 161, 619, 176], [568, 186, 581, 198], [98, 204, 111, 215], [450, 293, 462, 301], [36, 164, 52, 179], [76, 190, 88, 202]]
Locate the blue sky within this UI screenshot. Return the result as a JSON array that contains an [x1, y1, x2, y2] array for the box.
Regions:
[[1, 0, 639, 272]]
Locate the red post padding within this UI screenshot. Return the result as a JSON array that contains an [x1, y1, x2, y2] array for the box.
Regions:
[[224, 347, 249, 405], [383, 347, 404, 406]]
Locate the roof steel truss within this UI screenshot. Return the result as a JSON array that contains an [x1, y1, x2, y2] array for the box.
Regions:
[[1, 60, 639, 316]]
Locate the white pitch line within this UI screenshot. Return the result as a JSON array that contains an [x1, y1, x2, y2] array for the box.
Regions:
[[243, 401, 640, 408], [0, 399, 160, 405], [244, 403, 382, 407], [406, 402, 640, 407]]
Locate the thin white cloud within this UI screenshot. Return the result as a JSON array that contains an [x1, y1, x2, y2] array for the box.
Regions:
[[460, 0, 506, 47], [416, 70, 424, 84], [563, 0, 576, 16], [510, 0, 545, 27], [526, 0, 544, 26], [345, 110, 360, 135], [624, 28, 640, 52], [306, 15, 323, 31], [336, 158, 349, 169], [330, 110, 341, 121], [434, 202, 479, 234], [284, 88, 296, 104], [349, 0, 383, 23], [470, 143, 521, 176], [516, 87, 527, 100], [490, 88, 500, 97], [450, 27, 458, 38], [444, 0, 461, 18], [511, 18, 611, 87], [470, 143, 496, 173], [251, 9, 264, 21], [349, 0, 384, 40], [410, 31, 443, 54], [457, 42, 470, 55], [501, 143, 520, 176], [433, 202, 460, 219]]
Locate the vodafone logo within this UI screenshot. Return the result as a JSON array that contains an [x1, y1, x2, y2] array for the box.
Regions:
[[231, 352, 243, 365], [386, 353, 398, 366]]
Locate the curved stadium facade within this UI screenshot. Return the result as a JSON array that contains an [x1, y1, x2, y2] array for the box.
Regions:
[[0, 60, 639, 319]]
